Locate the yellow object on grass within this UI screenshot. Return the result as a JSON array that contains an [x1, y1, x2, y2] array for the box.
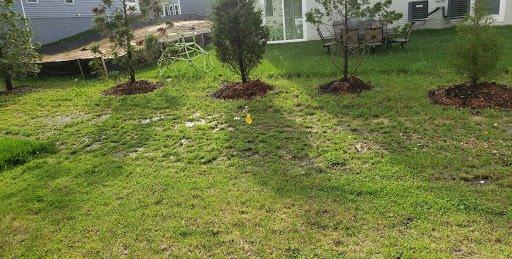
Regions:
[[245, 114, 253, 125]]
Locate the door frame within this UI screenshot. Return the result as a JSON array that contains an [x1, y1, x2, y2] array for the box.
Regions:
[[261, 0, 307, 43]]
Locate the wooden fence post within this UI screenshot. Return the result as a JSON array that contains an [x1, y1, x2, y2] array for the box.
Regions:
[[76, 59, 84, 78], [100, 57, 109, 77]]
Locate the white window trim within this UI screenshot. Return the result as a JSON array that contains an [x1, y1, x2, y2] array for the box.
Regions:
[[26, 0, 38, 3], [470, 0, 507, 22], [260, 0, 308, 43], [174, 3, 180, 15]]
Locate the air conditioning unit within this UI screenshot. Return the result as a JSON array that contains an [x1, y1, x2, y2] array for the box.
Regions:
[[448, 0, 470, 19], [408, 1, 429, 21]]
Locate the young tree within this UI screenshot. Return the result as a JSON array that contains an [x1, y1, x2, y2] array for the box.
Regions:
[[451, 0, 503, 86], [306, 0, 402, 80], [211, 0, 269, 83], [138, 0, 163, 19], [0, 0, 40, 91], [93, 0, 140, 83]]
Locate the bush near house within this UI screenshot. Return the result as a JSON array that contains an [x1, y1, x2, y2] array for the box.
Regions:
[[0, 0, 40, 91], [452, 0, 504, 85], [429, 0, 512, 110]]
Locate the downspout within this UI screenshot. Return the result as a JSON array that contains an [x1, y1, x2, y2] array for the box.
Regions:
[[19, 0, 27, 18]]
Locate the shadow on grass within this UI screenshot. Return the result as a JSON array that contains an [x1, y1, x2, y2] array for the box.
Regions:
[[219, 77, 511, 256]]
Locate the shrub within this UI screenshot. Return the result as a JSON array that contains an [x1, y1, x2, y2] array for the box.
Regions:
[[451, 0, 504, 85], [211, 0, 269, 83], [143, 34, 162, 64], [0, 0, 40, 91], [92, 0, 140, 83]]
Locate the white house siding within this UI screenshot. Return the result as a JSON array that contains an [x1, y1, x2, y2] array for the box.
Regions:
[[12, 0, 133, 44], [180, 0, 211, 15], [272, 0, 512, 42], [382, 0, 511, 28]]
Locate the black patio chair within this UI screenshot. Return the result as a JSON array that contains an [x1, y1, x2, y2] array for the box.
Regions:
[[341, 28, 359, 49], [364, 26, 384, 51], [389, 23, 414, 49], [317, 27, 336, 55]]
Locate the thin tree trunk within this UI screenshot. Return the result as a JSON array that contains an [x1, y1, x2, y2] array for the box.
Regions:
[[343, 45, 349, 80], [240, 66, 248, 83], [238, 47, 247, 83], [4, 74, 13, 91], [470, 77, 478, 86], [123, 0, 136, 83], [342, 3, 349, 81], [129, 66, 136, 83]]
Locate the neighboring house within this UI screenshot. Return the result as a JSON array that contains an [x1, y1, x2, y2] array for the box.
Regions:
[[258, 0, 511, 43], [160, 0, 211, 18], [12, 0, 140, 45]]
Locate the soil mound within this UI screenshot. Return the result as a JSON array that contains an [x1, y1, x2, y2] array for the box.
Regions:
[[429, 82, 512, 110], [213, 80, 273, 100]]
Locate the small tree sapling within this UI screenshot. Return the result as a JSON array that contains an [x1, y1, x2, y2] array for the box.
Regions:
[[306, 0, 402, 81], [0, 0, 40, 91], [451, 0, 504, 86], [211, 0, 269, 83], [93, 0, 140, 83]]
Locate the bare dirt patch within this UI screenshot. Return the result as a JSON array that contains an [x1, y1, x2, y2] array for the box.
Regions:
[[42, 20, 212, 62], [429, 82, 512, 110], [318, 76, 373, 95], [0, 87, 35, 96], [213, 80, 273, 100], [103, 80, 163, 96]]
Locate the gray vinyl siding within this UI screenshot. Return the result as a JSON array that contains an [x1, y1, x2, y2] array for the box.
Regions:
[[11, 0, 128, 44], [180, 0, 212, 16], [31, 17, 93, 44], [14, 0, 102, 18]]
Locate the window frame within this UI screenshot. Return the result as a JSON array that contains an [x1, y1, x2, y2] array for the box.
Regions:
[[470, 0, 507, 21], [174, 4, 179, 15], [26, 0, 38, 4]]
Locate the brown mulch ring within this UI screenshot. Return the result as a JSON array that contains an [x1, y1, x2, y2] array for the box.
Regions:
[[212, 80, 273, 100], [0, 86, 35, 96], [103, 80, 163, 96], [318, 76, 374, 95], [429, 82, 512, 110]]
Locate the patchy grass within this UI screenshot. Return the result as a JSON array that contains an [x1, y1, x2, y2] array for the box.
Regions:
[[0, 27, 511, 257], [0, 138, 56, 171]]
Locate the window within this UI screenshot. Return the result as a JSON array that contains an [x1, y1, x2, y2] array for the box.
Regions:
[[265, 0, 273, 17], [447, 0, 470, 18], [174, 4, 179, 15], [487, 0, 500, 15], [26, 0, 38, 3], [65, 0, 74, 4]]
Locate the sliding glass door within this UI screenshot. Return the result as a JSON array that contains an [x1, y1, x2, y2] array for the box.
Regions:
[[264, 0, 304, 42]]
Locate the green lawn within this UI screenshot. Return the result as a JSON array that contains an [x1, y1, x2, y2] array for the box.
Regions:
[[0, 28, 511, 257], [0, 138, 55, 171]]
